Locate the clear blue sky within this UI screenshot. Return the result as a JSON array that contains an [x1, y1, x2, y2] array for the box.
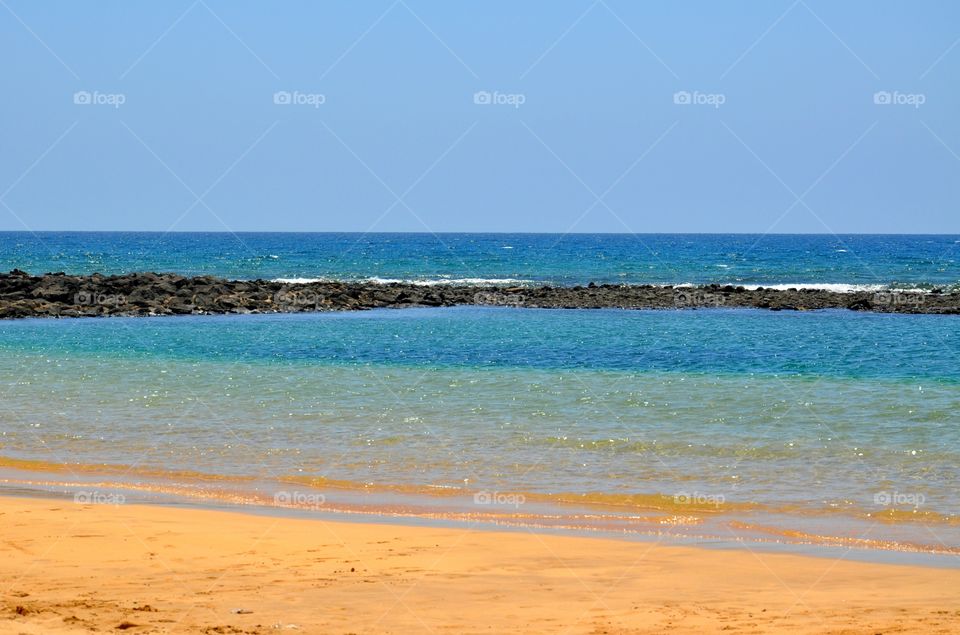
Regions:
[[1, 0, 958, 233]]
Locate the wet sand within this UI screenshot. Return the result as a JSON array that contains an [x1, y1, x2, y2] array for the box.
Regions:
[[2, 495, 959, 634]]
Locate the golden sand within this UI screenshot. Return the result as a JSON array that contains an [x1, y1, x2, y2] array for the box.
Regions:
[[2, 495, 959, 634]]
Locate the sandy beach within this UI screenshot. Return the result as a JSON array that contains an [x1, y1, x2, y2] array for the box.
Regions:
[[1, 496, 958, 634], [6, 0, 960, 631]]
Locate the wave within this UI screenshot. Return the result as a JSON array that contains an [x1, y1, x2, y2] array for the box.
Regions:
[[273, 277, 532, 286], [273, 277, 331, 284], [671, 282, 937, 293], [271, 277, 954, 293], [4, 454, 960, 555], [3, 454, 956, 527], [740, 283, 891, 292]]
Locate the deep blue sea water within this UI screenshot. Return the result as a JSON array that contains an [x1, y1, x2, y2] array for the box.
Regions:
[[2, 232, 958, 289], [0, 233, 958, 554]]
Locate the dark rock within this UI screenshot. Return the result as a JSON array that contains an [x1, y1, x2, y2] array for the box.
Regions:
[[0, 270, 956, 319]]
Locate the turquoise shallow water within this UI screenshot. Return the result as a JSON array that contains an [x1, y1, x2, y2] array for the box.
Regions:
[[0, 307, 957, 552]]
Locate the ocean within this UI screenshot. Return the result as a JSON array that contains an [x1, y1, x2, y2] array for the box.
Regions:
[[1, 232, 958, 558], [2, 231, 958, 290]]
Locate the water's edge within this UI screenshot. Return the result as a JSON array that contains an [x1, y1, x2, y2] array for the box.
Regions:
[[2, 471, 956, 570]]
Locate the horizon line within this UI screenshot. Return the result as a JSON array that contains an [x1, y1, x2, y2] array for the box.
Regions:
[[1, 230, 959, 236]]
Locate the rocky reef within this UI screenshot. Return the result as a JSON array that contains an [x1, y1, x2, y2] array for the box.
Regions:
[[0, 270, 955, 319]]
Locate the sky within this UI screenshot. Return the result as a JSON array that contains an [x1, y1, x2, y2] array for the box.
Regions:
[[1, 0, 958, 233]]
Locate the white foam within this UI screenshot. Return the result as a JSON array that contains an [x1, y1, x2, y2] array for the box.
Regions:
[[271, 278, 935, 293], [738, 283, 922, 293], [273, 277, 329, 284], [662, 282, 930, 293], [272, 277, 531, 286], [369, 277, 530, 286]]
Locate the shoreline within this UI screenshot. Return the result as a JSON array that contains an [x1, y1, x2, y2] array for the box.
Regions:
[[3, 481, 958, 570], [3, 494, 959, 634], [3, 456, 959, 567], [2, 270, 958, 318]]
